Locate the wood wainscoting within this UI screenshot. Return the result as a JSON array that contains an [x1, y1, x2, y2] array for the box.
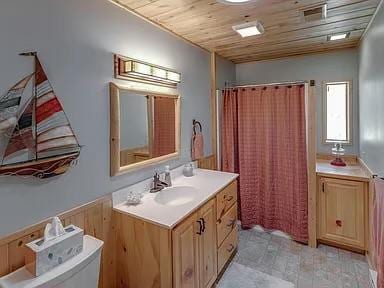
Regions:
[[197, 155, 217, 170], [0, 196, 116, 288]]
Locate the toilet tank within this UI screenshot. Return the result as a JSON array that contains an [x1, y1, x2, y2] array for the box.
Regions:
[[0, 235, 103, 288]]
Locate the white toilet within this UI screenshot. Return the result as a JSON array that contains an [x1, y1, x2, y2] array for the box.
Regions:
[[0, 235, 103, 288]]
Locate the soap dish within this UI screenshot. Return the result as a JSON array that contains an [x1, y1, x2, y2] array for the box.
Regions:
[[126, 191, 143, 205]]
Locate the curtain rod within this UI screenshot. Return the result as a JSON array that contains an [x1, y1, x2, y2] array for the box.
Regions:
[[224, 80, 314, 89]]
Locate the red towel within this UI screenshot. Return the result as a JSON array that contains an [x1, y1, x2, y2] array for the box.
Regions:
[[192, 133, 204, 160], [373, 178, 384, 288]]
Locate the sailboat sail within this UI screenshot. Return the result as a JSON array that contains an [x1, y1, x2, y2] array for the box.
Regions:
[[34, 57, 80, 159], [0, 52, 80, 178], [0, 74, 32, 134], [2, 97, 35, 165]]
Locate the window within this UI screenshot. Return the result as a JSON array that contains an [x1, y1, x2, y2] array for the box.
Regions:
[[323, 81, 352, 144]]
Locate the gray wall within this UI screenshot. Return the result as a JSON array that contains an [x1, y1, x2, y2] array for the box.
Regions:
[[216, 55, 236, 90], [359, 2, 384, 175], [0, 0, 212, 237], [236, 50, 360, 155], [120, 93, 148, 150]]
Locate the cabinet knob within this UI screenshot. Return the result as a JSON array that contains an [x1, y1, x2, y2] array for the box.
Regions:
[[226, 219, 236, 228], [200, 218, 206, 233], [196, 220, 203, 235], [336, 220, 342, 227], [227, 244, 235, 253]]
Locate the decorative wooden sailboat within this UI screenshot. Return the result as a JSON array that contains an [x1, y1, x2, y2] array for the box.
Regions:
[[0, 52, 80, 178]]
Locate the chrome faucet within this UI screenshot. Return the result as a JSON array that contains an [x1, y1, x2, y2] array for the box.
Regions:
[[150, 172, 169, 193]]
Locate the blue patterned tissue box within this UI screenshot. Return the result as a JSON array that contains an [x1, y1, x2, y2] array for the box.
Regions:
[[25, 225, 84, 277]]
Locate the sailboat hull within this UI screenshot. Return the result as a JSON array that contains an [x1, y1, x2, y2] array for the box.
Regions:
[[0, 152, 79, 179]]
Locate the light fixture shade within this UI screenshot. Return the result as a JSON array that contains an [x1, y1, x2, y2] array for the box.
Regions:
[[328, 32, 350, 41], [217, 0, 254, 5], [167, 71, 181, 82], [115, 55, 181, 86], [233, 21, 265, 37]]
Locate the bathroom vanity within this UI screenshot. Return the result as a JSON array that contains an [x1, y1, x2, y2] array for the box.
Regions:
[[113, 168, 238, 288]]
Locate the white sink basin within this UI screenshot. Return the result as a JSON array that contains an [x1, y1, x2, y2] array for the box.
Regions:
[[154, 186, 199, 206]]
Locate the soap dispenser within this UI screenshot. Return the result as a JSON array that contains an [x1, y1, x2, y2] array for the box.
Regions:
[[183, 163, 194, 177], [164, 165, 172, 187]]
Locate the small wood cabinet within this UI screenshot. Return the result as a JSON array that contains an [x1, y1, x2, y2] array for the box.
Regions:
[[116, 180, 238, 288], [318, 177, 367, 250]]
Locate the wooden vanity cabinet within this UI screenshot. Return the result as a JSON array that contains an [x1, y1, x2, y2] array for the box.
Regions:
[[318, 177, 367, 250], [115, 180, 238, 288], [197, 199, 218, 288], [173, 199, 217, 288], [173, 212, 200, 288], [216, 181, 238, 275]]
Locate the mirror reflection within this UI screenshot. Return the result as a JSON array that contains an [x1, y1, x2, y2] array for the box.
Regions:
[[119, 90, 178, 167]]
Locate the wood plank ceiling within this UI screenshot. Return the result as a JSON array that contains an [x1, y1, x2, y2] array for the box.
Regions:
[[114, 0, 380, 63]]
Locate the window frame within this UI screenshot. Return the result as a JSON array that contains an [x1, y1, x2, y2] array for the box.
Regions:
[[322, 80, 353, 145]]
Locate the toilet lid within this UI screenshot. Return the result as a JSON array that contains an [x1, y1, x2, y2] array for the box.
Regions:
[[0, 236, 103, 288]]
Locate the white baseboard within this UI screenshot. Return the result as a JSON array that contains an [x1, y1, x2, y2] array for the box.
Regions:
[[370, 269, 377, 288]]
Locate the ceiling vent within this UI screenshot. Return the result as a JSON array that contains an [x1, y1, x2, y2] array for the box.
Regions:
[[302, 4, 327, 22]]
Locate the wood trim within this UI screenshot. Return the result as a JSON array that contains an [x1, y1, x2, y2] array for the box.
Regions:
[[0, 195, 116, 288], [110, 82, 181, 176], [306, 82, 317, 248], [321, 80, 353, 146], [211, 52, 217, 170], [197, 155, 217, 170], [358, 157, 375, 265]]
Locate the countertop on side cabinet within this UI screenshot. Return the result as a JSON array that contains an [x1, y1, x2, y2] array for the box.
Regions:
[[316, 160, 371, 182]]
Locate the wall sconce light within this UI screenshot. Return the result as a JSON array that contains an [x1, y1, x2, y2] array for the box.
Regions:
[[114, 55, 181, 86]]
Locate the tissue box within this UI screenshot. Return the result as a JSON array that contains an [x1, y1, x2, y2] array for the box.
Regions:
[[25, 225, 84, 277]]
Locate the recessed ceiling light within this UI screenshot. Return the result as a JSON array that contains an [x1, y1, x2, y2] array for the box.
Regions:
[[217, 0, 253, 5], [232, 21, 264, 37], [328, 33, 350, 41]]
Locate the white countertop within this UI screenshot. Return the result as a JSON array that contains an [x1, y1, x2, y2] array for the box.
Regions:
[[113, 168, 238, 229], [316, 160, 370, 182]]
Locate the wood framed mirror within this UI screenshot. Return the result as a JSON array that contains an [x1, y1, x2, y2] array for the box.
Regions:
[[110, 82, 180, 176]]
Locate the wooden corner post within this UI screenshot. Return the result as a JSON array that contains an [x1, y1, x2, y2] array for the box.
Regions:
[[210, 52, 217, 169], [306, 80, 317, 248]]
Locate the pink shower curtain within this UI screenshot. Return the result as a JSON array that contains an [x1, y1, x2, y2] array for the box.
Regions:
[[152, 97, 176, 157], [222, 85, 309, 243]]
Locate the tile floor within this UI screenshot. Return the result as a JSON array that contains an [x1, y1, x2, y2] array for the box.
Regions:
[[230, 227, 371, 288]]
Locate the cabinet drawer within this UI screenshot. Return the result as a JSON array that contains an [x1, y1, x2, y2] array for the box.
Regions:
[[218, 228, 238, 274], [217, 181, 237, 221], [217, 203, 237, 246]]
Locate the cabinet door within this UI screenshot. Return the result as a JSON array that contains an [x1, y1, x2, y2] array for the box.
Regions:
[[198, 199, 217, 288], [173, 212, 200, 288], [318, 178, 365, 249]]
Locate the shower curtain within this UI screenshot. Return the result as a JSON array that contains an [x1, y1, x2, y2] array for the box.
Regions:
[[152, 96, 176, 157], [222, 85, 309, 243]]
